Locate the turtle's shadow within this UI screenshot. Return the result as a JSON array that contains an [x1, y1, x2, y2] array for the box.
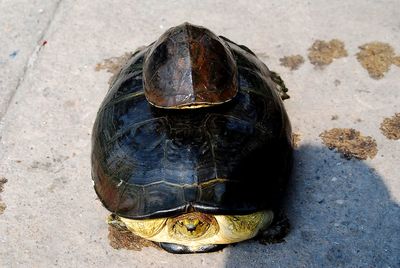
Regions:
[[224, 144, 400, 267]]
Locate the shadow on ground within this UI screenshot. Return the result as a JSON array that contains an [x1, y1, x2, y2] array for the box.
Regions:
[[224, 144, 400, 267]]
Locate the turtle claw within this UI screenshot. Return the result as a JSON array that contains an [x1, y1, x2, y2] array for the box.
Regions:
[[257, 212, 290, 244], [270, 71, 290, 100], [107, 213, 126, 229]]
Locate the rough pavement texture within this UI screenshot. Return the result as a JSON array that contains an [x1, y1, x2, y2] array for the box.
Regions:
[[0, 0, 61, 120], [0, 1, 399, 267]]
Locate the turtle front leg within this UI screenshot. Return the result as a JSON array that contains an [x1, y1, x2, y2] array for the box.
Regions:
[[257, 211, 290, 244]]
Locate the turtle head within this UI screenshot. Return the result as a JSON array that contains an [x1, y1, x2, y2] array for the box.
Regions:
[[168, 212, 219, 240], [143, 22, 238, 109]]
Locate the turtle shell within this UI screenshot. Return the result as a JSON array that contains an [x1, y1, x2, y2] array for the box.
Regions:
[[143, 23, 238, 108], [91, 24, 293, 219]]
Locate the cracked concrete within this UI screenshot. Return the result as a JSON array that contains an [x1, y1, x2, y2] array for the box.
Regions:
[[0, 0, 399, 267]]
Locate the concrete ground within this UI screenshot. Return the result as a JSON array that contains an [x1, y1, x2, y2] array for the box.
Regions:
[[0, 0, 399, 267]]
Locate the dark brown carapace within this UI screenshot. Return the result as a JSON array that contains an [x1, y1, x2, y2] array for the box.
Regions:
[[92, 22, 292, 221], [143, 22, 238, 109]]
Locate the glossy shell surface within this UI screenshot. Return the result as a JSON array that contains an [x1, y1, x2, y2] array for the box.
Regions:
[[91, 24, 293, 219], [143, 23, 238, 108]]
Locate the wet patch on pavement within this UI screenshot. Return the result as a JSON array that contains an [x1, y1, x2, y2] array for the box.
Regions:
[[356, 42, 400, 79], [95, 52, 133, 85], [319, 128, 377, 160], [331, 115, 339, 120], [108, 224, 159, 251], [279, 55, 305, 70], [380, 113, 400, 140], [308, 39, 348, 67], [0, 177, 7, 215], [107, 214, 159, 251]]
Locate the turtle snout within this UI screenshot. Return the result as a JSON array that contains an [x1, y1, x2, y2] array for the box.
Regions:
[[183, 218, 200, 232], [186, 223, 197, 232], [169, 212, 218, 240]]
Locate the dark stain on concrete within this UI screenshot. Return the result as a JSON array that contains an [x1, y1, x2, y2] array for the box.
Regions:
[[331, 115, 339, 120], [95, 52, 136, 85], [356, 42, 400, 79], [0, 177, 7, 215], [279, 55, 305, 70], [107, 214, 159, 251], [108, 224, 159, 251], [308, 39, 348, 67], [380, 113, 400, 140], [320, 128, 377, 160]]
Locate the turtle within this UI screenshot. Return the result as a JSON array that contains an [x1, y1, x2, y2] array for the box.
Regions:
[[92, 22, 293, 254]]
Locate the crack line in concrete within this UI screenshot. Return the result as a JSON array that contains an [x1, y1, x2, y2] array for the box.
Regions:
[[0, 0, 64, 126]]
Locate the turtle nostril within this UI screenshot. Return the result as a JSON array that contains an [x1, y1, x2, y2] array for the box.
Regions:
[[186, 224, 196, 232]]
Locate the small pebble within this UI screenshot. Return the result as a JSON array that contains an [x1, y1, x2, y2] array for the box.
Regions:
[[9, 50, 18, 59], [335, 200, 345, 205]]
